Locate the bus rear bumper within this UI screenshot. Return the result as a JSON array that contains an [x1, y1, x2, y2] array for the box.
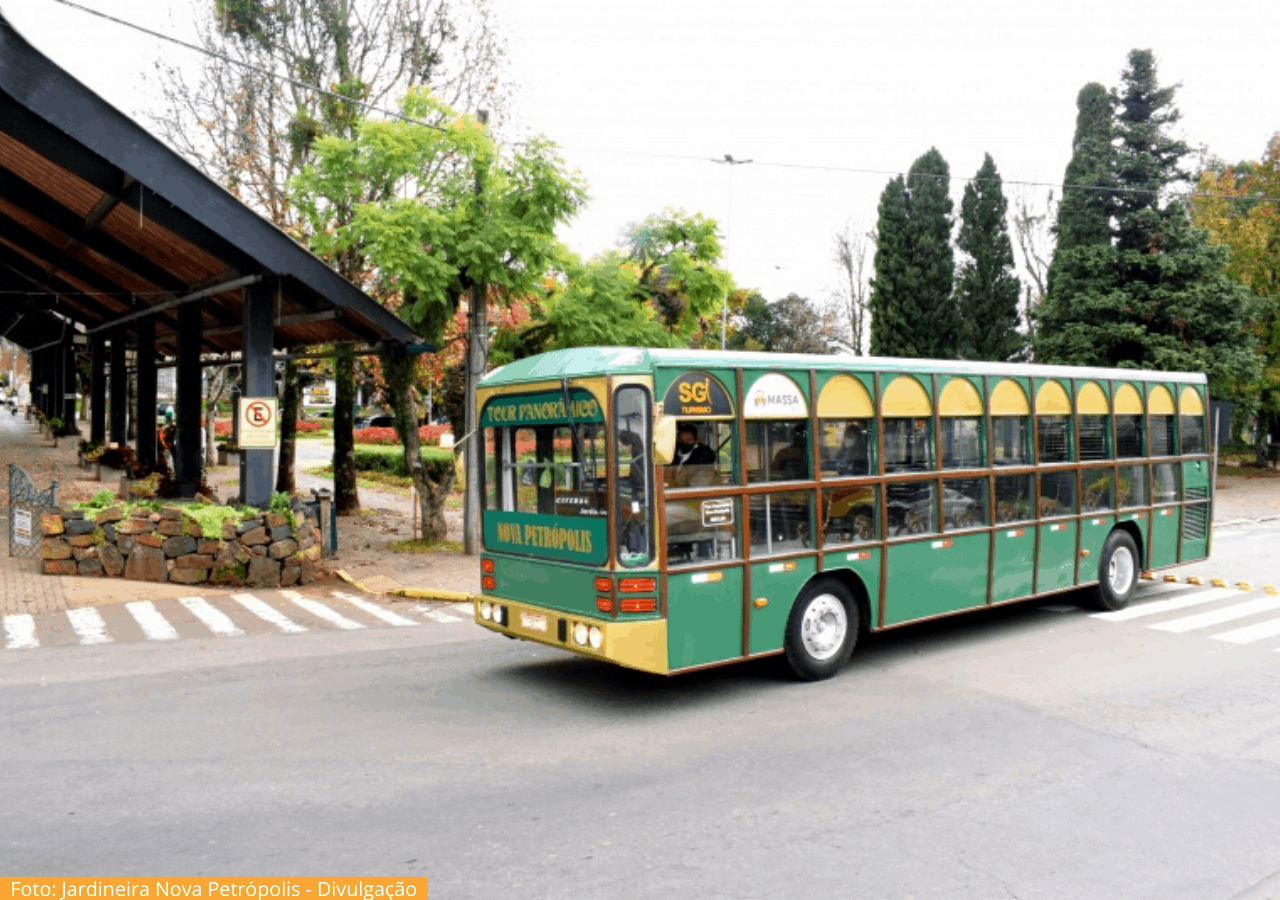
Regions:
[[473, 597, 669, 675]]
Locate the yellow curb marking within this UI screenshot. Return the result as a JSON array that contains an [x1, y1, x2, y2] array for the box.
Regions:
[[390, 587, 476, 603], [335, 569, 378, 594]]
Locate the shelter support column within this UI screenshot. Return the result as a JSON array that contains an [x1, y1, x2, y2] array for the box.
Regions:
[[90, 333, 106, 445], [61, 331, 77, 434], [239, 280, 274, 507], [109, 329, 127, 445], [136, 319, 157, 469], [174, 305, 202, 497]]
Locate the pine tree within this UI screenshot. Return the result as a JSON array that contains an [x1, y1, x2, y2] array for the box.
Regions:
[[1035, 50, 1260, 393], [1056, 83, 1114, 254], [869, 148, 956, 358], [955, 154, 1023, 361]]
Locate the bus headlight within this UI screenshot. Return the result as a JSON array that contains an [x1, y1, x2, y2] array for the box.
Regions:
[[573, 622, 588, 646], [588, 625, 602, 650], [481, 601, 493, 621]]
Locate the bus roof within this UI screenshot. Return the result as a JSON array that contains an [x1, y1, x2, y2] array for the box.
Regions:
[[480, 347, 1209, 388]]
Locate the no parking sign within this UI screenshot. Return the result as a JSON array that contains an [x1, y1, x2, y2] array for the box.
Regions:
[[238, 397, 278, 448]]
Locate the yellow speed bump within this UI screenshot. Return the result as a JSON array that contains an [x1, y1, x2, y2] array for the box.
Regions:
[[1238, 581, 1254, 592], [1187, 576, 1203, 585], [1164, 574, 1179, 583], [1141, 572, 1155, 580], [1211, 577, 1228, 588], [1267, 585, 1279, 596]]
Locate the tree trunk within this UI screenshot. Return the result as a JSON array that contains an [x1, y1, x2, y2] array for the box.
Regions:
[[276, 358, 300, 494], [382, 344, 454, 541], [333, 344, 360, 515]]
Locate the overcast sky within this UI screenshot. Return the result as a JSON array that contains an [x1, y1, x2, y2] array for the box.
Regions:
[[5, 0, 1279, 315]]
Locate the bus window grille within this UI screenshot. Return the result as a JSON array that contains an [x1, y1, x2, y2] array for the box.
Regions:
[[1185, 486, 1209, 501], [1181, 503, 1209, 542]]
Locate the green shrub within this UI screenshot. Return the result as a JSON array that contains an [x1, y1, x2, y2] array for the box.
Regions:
[[352, 446, 453, 477]]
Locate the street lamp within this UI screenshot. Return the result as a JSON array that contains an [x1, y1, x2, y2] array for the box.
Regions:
[[713, 154, 752, 350]]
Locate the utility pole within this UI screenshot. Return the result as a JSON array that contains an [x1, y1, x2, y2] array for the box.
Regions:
[[463, 110, 490, 556], [714, 154, 752, 349]]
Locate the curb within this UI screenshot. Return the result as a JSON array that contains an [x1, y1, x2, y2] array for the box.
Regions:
[[388, 587, 476, 603], [1143, 571, 1278, 595], [335, 569, 380, 595]]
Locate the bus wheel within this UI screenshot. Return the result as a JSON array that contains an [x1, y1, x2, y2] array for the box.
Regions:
[[1094, 530, 1139, 611], [784, 579, 858, 681]]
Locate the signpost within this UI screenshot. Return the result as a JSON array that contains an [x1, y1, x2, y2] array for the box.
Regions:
[[238, 397, 278, 449]]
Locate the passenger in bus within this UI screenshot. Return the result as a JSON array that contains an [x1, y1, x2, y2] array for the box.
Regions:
[[771, 423, 809, 480], [834, 424, 870, 475], [670, 423, 716, 487]]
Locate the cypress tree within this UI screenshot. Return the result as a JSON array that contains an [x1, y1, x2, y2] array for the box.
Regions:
[[869, 148, 956, 358], [1056, 83, 1115, 254], [956, 153, 1023, 361], [1035, 50, 1259, 393]]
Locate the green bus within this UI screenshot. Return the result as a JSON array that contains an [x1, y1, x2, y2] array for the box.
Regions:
[[473, 348, 1211, 680]]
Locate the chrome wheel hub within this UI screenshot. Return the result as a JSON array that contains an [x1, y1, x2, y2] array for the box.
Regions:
[[1108, 545, 1135, 595], [800, 594, 848, 661]]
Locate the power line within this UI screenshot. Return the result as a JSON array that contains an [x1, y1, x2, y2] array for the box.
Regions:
[[45, 0, 1280, 208]]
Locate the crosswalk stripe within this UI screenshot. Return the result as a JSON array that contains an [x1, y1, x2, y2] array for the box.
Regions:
[[179, 597, 244, 637], [231, 593, 308, 633], [1211, 616, 1280, 645], [125, 601, 179, 641], [1150, 594, 1280, 634], [333, 591, 419, 627], [415, 604, 462, 624], [66, 607, 112, 645], [3, 614, 38, 649], [451, 602, 474, 614], [1092, 587, 1235, 622], [281, 590, 365, 630]]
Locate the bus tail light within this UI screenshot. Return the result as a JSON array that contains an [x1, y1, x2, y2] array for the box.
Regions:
[[594, 577, 612, 592], [481, 601, 493, 621], [588, 626, 602, 650], [620, 577, 656, 593], [620, 597, 656, 613], [573, 622, 588, 645], [482, 575, 496, 590], [481, 558, 495, 573], [596, 596, 613, 613]]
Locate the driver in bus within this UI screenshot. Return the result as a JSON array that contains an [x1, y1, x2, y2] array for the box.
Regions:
[[670, 422, 716, 487]]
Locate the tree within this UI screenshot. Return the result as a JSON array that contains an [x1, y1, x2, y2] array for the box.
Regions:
[[868, 148, 956, 358], [955, 154, 1023, 361], [499, 209, 734, 356], [1010, 188, 1057, 355], [729, 293, 842, 354], [151, 0, 506, 514], [831, 222, 871, 355], [291, 88, 587, 541], [1191, 135, 1280, 457], [1055, 83, 1115, 255], [1036, 50, 1260, 395]]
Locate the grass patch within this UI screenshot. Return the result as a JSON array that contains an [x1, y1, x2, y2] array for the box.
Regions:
[[390, 538, 463, 553], [1219, 464, 1280, 478]]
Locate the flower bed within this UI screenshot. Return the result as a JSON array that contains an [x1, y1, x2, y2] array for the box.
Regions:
[[37, 494, 326, 588], [354, 424, 453, 446]]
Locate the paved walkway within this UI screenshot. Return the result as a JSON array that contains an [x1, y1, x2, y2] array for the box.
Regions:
[[3, 411, 1277, 614]]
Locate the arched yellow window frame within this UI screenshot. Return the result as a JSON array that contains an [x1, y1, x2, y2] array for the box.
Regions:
[[990, 379, 1029, 416], [817, 374, 873, 418], [1147, 385, 1175, 415], [1179, 386, 1205, 416], [939, 378, 982, 416], [1114, 384, 1143, 414], [1035, 381, 1071, 415], [1076, 382, 1109, 414], [881, 376, 931, 416]]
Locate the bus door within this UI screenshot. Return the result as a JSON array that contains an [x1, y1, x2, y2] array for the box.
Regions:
[[658, 373, 744, 671], [1036, 469, 1078, 592], [1180, 458, 1210, 560]]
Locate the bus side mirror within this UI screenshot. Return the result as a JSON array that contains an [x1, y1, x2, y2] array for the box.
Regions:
[[653, 417, 676, 465]]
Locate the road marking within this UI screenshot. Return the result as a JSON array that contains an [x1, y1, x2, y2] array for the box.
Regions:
[[416, 604, 462, 624], [333, 591, 419, 627], [66, 607, 112, 644], [179, 597, 244, 637], [232, 593, 308, 633], [281, 590, 365, 630], [451, 602, 474, 614], [125, 601, 179, 641], [1150, 595, 1280, 634], [3, 614, 38, 649], [1092, 586, 1234, 623], [1211, 617, 1280, 645]]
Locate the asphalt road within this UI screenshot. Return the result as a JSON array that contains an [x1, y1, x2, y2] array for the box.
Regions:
[[6, 525, 1280, 899]]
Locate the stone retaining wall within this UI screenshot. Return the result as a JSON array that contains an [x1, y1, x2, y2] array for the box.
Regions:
[[38, 503, 324, 588]]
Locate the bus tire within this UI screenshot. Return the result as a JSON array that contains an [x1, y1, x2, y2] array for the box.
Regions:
[[1094, 530, 1139, 611], [784, 578, 858, 681]]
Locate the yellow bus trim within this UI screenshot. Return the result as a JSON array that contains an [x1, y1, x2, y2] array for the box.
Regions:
[[939, 377, 983, 417], [1114, 383, 1143, 414], [989, 379, 1029, 416], [1179, 385, 1205, 416], [1076, 381, 1109, 414], [1148, 384, 1175, 415], [881, 375, 931, 416], [816, 373, 873, 418], [1035, 380, 1070, 415]]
